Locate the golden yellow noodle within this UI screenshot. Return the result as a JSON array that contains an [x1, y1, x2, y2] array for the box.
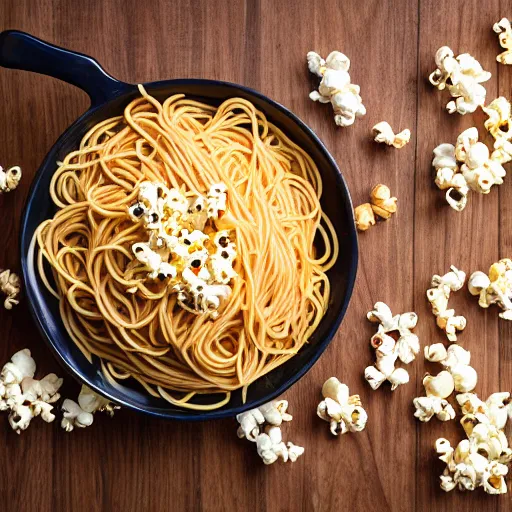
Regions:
[[35, 85, 338, 409]]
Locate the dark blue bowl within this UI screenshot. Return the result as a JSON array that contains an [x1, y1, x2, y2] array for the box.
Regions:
[[0, 30, 358, 420]]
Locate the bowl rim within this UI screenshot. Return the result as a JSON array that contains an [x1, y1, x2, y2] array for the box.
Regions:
[[20, 77, 358, 420]]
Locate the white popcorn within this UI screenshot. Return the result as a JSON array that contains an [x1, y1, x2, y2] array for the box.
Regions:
[[0, 165, 22, 193], [427, 266, 466, 342], [0, 269, 21, 310], [372, 122, 411, 149], [432, 127, 506, 211], [236, 400, 292, 441], [494, 18, 512, 65], [307, 51, 365, 127], [414, 344, 477, 423], [429, 46, 491, 115], [237, 400, 303, 465], [61, 385, 118, 432], [436, 390, 512, 494], [468, 259, 512, 320], [365, 302, 419, 391], [483, 96, 512, 164], [316, 377, 367, 436], [0, 350, 63, 434]]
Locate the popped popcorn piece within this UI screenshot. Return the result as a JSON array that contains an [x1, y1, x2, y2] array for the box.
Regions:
[[236, 400, 293, 441], [468, 258, 512, 320], [0, 165, 21, 193], [483, 97, 512, 164], [255, 425, 304, 465], [365, 302, 419, 391], [494, 18, 512, 65], [429, 46, 491, 115], [307, 50, 365, 127], [436, 390, 512, 494], [207, 183, 227, 219], [372, 122, 411, 149], [354, 184, 397, 231], [433, 128, 506, 211], [427, 265, 467, 342], [0, 350, 63, 434], [0, 269, 21, 309], [61, 385, 118, 432], [316, 377, 367, 436], [354, 203, 375, 232], [237, 400, 303, 465], [414, 344, 477, 423]]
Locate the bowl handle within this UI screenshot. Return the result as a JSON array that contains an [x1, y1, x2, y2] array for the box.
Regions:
[[0, 30, 133, 108]]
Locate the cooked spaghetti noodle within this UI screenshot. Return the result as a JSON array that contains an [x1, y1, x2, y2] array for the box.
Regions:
[[34, 86, 338, 409]]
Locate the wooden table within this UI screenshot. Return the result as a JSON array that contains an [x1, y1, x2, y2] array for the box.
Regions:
[[1, 0, 511, 510]]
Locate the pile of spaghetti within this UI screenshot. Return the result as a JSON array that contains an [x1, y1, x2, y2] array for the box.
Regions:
[[34, 86, 338, 409]]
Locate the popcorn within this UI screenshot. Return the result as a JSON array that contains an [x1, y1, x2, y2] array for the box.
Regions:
[[432, 128, 506, 211], [414, 344, 477, 424], [482, 97, 512, 164], [372, 122, 411, 149], [316, 377, 367, 436], [0, 349, 62, 434], [0, 165, 21, 193], [307, 51, 365, 127], [429, 46, 491, 115], [0, 269, 21, 309], [493, 18, 512, 65], [128, 181, 237, 317], [61, 385, 119, 432], [426, 266, 467, 342], [365, 302, 419, 390], [237, 400, 304, 465], [436, 391, 512, 494], [354, 184, 397, 231], [468, 258, 512, 320]]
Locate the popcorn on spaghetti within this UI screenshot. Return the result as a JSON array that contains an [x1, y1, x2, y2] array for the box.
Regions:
[[128, 181, 237, 318], [307, 50, 366, 127], [429, 46, 491, 114]]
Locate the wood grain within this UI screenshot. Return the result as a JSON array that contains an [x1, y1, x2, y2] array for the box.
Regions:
[[0, 0, 511, 510]]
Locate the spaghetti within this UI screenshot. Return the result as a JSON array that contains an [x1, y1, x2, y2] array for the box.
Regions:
[[34, 86, 338, 409]]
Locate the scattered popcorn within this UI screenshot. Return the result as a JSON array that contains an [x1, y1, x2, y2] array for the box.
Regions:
[[429, 46, 491, 115], [0, 165, 21, 193], [493, 18, 512, 65], [372, 122, 411, 149], [0, 349, 62, 434], [237, 400, 303, 465], [354, 184, 397, 231], [436, 391, 512, 494], [0, 269, 21, 309], [468, 258, 512, 320], [482, 97, 512, 164], [128, 181, 237, 318], [365, 302, 419, 391], [307, 50, 365, 127], [426, 265, 467, 342], [433, 127, 506, 211], [61, 385, 119, 432], [236, 400, 293, 441], [316, 377, 367, 436]]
